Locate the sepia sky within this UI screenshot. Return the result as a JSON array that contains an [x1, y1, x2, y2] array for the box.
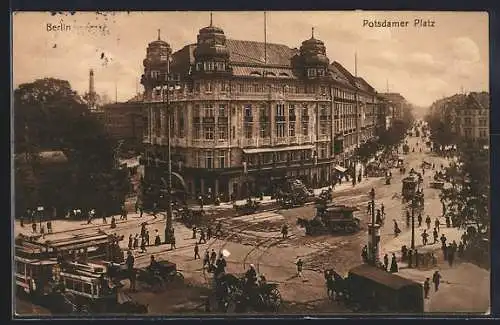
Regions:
[[12, 11, 489, 110]]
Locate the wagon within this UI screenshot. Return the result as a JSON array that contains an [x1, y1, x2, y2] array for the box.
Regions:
[[233, 200, 260, 216], [331, 264, 424, 313], [136, 260, 184, 292], [206, 273, 282, 313]]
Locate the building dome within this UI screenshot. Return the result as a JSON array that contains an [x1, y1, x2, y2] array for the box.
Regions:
[[194, 13, 230, 60], [143, 30, 172, 68], [299, 28, 330, 67]]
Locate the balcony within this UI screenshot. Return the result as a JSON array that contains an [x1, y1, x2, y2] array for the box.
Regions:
[[192, 139, 215, 147], [273, 137, 288, 145], [241, 138, 257, 147]]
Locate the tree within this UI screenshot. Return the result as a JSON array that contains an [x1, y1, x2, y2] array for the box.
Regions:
[[440, 140, 489, 235], [14, 78, 128, 215]]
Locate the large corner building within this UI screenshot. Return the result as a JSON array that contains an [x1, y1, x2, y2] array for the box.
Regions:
[[140, 20, 390, 201]]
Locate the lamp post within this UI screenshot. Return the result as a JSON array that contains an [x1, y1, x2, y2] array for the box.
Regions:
[[411, 197, 416, 249], [368, 187, 379, 265], [156, 58, 179, 243]]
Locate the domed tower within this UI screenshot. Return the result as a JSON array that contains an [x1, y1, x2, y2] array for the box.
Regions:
[[298, 28, 330, 79], [192, 13, 232, 76], [141, 29, 173, 99]]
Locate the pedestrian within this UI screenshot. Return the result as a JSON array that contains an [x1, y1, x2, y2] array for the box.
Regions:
[[383, 254, 389, 271], [207, 226, 213, 240], [210, 249, 217, 265], [361, 245, 368, 263], [139, 204, 143, 218], [199, 229, 207, 244], [153, 230, 161, 246], [152, 202, 158, 219], [425, 215, 431, 230], [141, 223, 147, 239], [133, 234, 139, 249], [170, 235, 176, 250], [390, 253, 398, 273], [393, 220, 401, 237], [296, 258, 304, 277], [445, 216, 451, 228], [442, 202, 446, 217], [366, 202, 371, 214], [203, 250, 210, 270], [145, 230, 150, 246], [432, 271, 441, 291], [448, 244, 455, 266], [433, 228, 438, 244], [126, 251, 136, 292], [110, 216, 116, 229], [140, 237, 147, 253], [381, 203, 385, 216], [421, 230, 429, 246], [424, 278, 430, 299], [192, 226, 197, 239], [128, 234, 133, 250], [194, 243, 200, 259], [47, 220, 52, 233], [434, 218, 440, 232], [102, 213, 107, 224], [281, 224, 288, 239], [408, 249, 413, 268], [458, 241, 465, 258], [417, 214, 422, 227]]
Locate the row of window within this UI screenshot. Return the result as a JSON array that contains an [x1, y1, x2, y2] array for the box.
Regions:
[[195, 61, 227, 72], [189, 81, 353, 97]]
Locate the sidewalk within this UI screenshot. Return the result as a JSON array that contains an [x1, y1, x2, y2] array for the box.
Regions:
[[196, 176, 384, 213], [14, 212, 157, 238]]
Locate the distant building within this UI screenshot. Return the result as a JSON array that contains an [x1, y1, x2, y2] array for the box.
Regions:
[[454, 92, 489, 141], [102, 100, 146, 145], [380, 92, 408, 121]]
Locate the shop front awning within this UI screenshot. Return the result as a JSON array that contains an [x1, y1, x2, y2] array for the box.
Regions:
[[243, 144, 314, 154], [334, 165, 347, 173]]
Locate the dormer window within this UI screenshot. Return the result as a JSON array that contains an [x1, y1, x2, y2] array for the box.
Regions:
[[307, 69, 317, 77], [317, 69, 325, 77], [196, 62, 203, 71], [204, 61, 215, 71]]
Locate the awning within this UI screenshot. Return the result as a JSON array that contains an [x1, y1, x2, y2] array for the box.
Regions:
[[334, 165, 347, 173], [243, 144, 314, 154]]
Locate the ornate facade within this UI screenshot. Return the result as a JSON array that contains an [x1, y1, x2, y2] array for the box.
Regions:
[[140, 22, 388, 200]]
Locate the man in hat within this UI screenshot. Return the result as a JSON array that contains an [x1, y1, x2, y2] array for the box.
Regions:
[[424, 278, 431, 299], [296, 258, 304, 277], [194, 243, 200, 260], [126, 251, 136, 292], [432, 270, 441, 292]]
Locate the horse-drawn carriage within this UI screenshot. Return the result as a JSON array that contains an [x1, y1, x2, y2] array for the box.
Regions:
[[234, 200, 260, 216], [297, 205, 361, 235], [325, 264, 424, 313], [176, 206, 204, 227], [206, 273, 282, 313], [136, 260, 184, 292]]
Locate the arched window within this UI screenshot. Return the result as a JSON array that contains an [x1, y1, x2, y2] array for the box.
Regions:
[[265, 71, 276, 77], [279, 72, 289, 77]]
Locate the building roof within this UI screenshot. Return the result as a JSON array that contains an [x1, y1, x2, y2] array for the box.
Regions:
[[349, 264, 421, 290], [226, 39, 298, 66], [469, 92, 489, 110]]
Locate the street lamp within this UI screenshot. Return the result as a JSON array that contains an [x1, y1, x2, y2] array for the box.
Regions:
[[368, 188, 379, 265], [154, 58, 180, 243], [411, 197, 416, 249]]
